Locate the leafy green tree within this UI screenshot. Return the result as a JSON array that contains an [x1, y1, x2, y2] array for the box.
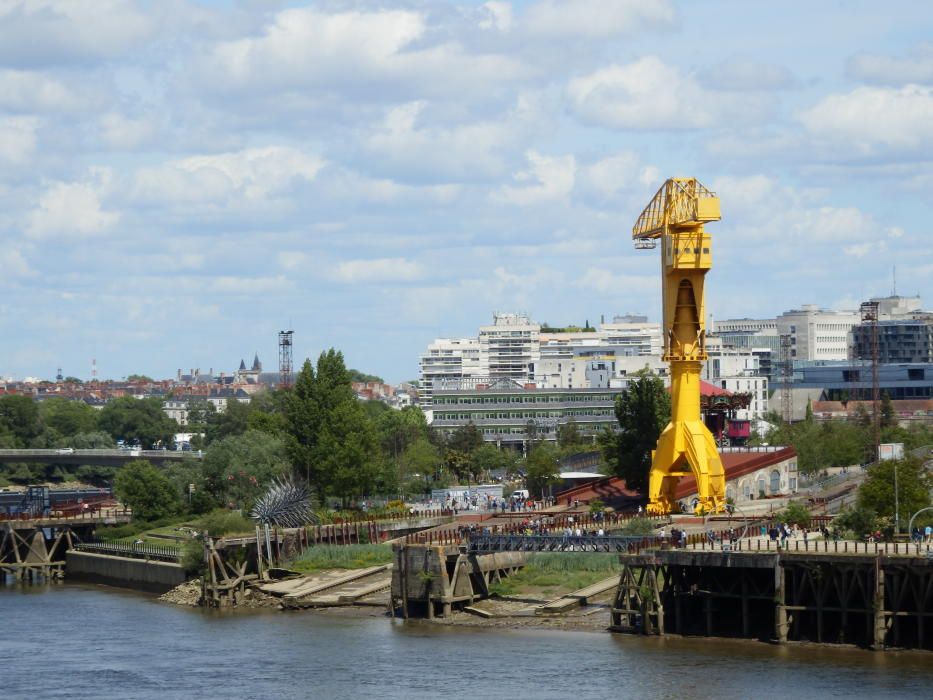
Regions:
[[444, 449, 471, 483], [246, 390, 288, 436], [557, 418, 586, 450], [41, 398, 98, 436], [318, 401, 379, 505], [776, 501, 812, 526], [598, 374, 671, 491], [397, 438, 440, 495], [857, 457, 932, 529], [470, 443, 504, 482], [76, 465, 118, 487], [204, 398, 251, 444], [880, 392, 897, 429], [98, 396, 178, 448], [70, 431, 115, 449], [285, 359, 323, 491], [114, 460, 181, 521], [835, 505, 880, 538], [0, 395, 40, 446], [200, 430, 290, 509], [347, 369, 384, 383], [526, 443, 560, 498], [126, 374, 154, 382], [447, 421, 483, 455], [804, 398, 814, 423]]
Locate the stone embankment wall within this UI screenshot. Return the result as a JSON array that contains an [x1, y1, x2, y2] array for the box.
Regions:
[[66, 551, 186, 592]]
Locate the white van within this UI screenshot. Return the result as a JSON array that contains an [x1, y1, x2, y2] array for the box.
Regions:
[[510, 489, 530, 501]]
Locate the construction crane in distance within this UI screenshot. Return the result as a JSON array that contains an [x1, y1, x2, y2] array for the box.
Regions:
[[632, 178, 726, 515]]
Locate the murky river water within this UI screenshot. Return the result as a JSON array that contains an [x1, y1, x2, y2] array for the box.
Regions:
[[2, 583, 931, 699]]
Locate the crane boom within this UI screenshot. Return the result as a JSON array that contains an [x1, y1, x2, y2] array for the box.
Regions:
[[633, 178, 720, 239], [633, 177, 726, 516]]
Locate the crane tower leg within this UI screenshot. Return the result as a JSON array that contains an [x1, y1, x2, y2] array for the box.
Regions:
[[646, 226, 726, 516]]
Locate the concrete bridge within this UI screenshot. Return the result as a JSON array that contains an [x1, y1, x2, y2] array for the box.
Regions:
[[0, 449, 202, 467]]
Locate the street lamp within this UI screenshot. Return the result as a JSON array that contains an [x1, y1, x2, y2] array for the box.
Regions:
[[907, 506, 933, 543]]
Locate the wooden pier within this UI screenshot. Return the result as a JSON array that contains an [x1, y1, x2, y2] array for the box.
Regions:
[[611, 545, 933, 651]]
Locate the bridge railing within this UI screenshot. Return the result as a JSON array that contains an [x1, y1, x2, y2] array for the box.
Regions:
[[74, 540, 181, 562], [467, 533, 660, 553]]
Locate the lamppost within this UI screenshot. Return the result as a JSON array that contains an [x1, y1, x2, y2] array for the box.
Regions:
[[907, 506, 933, 544], [894, 459, 900, 536]]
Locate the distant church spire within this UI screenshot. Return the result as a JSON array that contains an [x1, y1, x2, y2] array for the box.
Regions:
[[239, 358, 246, 371], [252, 353, 262, 371]]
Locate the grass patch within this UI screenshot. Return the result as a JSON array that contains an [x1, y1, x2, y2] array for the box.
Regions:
[[287, 544, 393, 573], [489, 552, 620, 597], [192, 509, 255, 537]]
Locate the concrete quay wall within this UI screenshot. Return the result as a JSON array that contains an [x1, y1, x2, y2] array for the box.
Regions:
[[66, 550, 186, 592]]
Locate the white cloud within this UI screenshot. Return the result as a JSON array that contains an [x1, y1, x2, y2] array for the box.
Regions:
[[132, 146, 325, 206], [525, 0, 675, 38], [0, 69, 83, 112], [199, 7, 526, 99], [27, 170, 119, 239], [847, 44, 933, 85], [575, 267, 656, 294], [800, 85, 933, 153], [0, 248, 35, 278], [580, 152, 641, 197], [209, 275, 293, 295], [332, 258, 424, 284], [0, 0, 155, 66], [699, 59, 797, 91], [480, 2, 512, 32], [567, 57, 768, 130], [497, 150, 575, 205], [99, 112, 156, 150], [361, 101, 523, 181], [0, 117, 38, 164]]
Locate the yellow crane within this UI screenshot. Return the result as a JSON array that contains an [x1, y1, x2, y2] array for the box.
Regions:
[[632, 178, 726, 515]]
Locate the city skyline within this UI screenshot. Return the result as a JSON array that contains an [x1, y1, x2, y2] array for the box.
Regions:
[[2, 1, 932, 383]]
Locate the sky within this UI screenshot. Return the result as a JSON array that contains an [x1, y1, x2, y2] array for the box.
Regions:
[[1, 0, 932, 383]]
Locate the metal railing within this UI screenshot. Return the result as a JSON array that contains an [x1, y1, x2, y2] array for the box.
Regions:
[[74, 540, 181, 562], [468, 533, 655, 553]]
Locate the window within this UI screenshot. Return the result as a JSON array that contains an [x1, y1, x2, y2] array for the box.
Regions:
[[769, 470, 781, 493]]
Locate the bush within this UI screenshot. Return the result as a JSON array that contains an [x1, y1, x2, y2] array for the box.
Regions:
[[192, 509, 255, 537], [776, 501, 812, 527], [180, 539, 205, 576], [620, 517, 657, 536], [588, 499, 606, 515]]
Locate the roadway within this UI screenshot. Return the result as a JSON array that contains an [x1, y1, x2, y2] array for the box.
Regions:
[[0, 449, 202, 466]]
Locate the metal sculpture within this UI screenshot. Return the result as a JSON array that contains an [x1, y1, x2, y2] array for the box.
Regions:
[[250, 477, 318, 528]]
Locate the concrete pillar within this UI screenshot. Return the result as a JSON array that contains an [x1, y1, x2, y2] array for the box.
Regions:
[[774, 558, 788, 643], [872, 558, 886, 650]]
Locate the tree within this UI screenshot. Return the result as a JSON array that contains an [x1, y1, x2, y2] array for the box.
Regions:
[[880, 391, 897, 429], [347, 369, 384, 383], [98, 396, 178, 448], [525, 443, 560, 498], [804, 398, 814, 423], [0, 395, 40, 446], [284, 359, 323, 492], [397, 438, 440, 496], [114, 460, 181, 521], [70, 431, 115, 449], [598, 374, 671, 492], [318, 401, 380, 505], [41, 398, 98, 436], [776, 501, 812, 526], [204, 399, 251, 444], [126, 374, 154, 383], [857, 457, 932, 530], [448, 422, 483, 455], [557, 418, 586, 450], [200, 430, 290, 509], [470, 444, 504, 482]]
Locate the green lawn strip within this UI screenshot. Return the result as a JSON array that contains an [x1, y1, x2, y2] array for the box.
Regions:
[[286, 544, 394, 573], [489, 552, 620, 598]]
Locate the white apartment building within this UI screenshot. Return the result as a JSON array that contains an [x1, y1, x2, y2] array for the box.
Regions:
[[418, 337, 482, 406], [717, 306, 859, 362], [479, 313, 541, 380], [777, 306, 859, 361], [702, 344, 769, 420], [419, 313, 665, 404]]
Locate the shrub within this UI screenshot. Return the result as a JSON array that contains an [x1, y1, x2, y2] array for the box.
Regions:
[[192, 509, 255, 537]]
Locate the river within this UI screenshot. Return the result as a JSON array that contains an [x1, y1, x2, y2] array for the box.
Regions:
[[2, 583, 932, 699]]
